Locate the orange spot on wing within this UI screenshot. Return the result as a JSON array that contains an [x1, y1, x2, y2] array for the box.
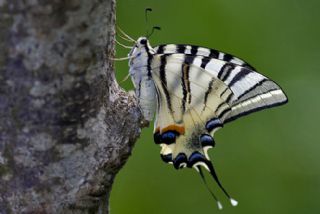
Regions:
[[154, 127, 160, 133], [161, 125, 185, 135]]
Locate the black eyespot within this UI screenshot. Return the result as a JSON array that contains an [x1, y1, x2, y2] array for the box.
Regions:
[[140, 39, 147, 45], [153, 130, 180, 145], [161, 131, 179, 145], [153, 131, 162, 144], [188, 152, 206, 167], [205, 118, 223, 132], [200, 134, 215, 147], [161, 154, 173, 163], [173, 153, 188, 170]]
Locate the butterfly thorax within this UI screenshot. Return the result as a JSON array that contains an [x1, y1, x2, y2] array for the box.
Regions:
[[128, 37, 157, 122]]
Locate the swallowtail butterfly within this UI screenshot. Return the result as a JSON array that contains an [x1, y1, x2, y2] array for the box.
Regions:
[[116, 27, 288, 209]]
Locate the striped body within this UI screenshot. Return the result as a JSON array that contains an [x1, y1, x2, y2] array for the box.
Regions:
[[128, 37, 287, 207]]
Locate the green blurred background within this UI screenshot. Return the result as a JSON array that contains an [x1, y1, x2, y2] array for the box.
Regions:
[[111, 0, 320, 213]]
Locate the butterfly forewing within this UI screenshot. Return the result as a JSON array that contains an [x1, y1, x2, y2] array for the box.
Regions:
[[152, 45, 288, 123]]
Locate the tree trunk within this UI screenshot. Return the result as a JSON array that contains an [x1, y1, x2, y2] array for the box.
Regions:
[[0, 0, 142, 213]]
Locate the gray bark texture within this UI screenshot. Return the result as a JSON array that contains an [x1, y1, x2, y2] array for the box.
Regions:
[[0, 0, 143, 213]]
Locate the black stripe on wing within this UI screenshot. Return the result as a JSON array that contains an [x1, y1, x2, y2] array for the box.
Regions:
[[203, 78, 215, 109], [218, 62, 236, 81], [236, 79, 271, 101], [177, 44, 186, 53], [225, 95, 288, 123], [154, 44, 255, 69], [200, 57, 210, 69], [183, 55, 195, 105], [209, 49, 219, 59], [181, 65, 188, 113], [224, 83, 288, 124], [228, 68, 252, 87], [222, 53, 233, 62], [159, 55, 173, 113]]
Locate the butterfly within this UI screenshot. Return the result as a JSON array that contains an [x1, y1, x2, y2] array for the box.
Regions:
[[115, 27, 288, 209]]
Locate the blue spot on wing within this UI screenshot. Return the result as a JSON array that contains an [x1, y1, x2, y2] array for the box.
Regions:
[[161, 131, 177, 144], [188, 152, 207, 167], [173, 153, 188, 169], [154, 131, 180, 145], [161, 154, 173, 163], [205, 118, 223, 132], [200, 134, 215, 147]]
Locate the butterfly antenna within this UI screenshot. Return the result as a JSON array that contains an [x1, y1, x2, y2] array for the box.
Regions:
[[206, 161, 238, 207], [197, 166, 223, 210], [147, 26, 161, 39], [145, 8, 152, 36]]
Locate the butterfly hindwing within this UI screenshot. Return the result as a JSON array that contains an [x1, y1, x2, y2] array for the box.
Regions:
[[151, 54, 233, 169]]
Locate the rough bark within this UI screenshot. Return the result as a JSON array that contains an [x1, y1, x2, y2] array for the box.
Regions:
[[0, 0, 142, 213]]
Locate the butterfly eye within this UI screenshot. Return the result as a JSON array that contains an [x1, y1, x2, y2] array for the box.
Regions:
[[140, 39, 147, 45]]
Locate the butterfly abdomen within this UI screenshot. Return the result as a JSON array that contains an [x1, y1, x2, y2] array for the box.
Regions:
[[136, 77, 156, 121]]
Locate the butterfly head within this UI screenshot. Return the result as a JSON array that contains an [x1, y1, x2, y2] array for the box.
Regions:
[[136, 37, 150, 46], [129, 37, 154, 60]]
